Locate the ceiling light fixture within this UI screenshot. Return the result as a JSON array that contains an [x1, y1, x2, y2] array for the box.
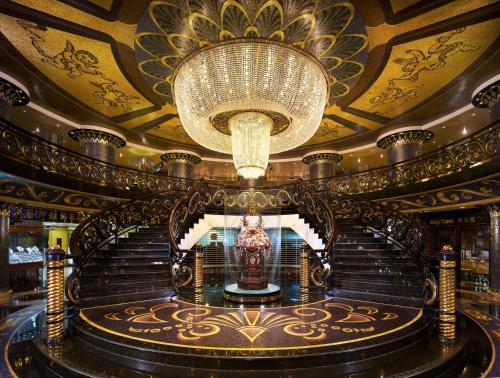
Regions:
[[174, 41, 328, 179], [135, 1, 368, 180]]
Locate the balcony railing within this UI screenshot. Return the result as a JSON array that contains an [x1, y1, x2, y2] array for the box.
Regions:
[[0, 117, 498, 196], [0, 118, 192, 194], [313, 121, 500, 194]]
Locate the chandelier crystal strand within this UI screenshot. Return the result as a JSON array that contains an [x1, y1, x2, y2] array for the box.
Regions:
[[173, 41, 328, 156], [229, 112, 272, 179]]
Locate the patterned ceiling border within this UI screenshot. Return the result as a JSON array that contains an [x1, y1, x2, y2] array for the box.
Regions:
[[8, 204, 89, 224], [342, 2, 500, 123], [132, 113, 178, 133], [0, 1, 162, 123], [57, 0, 123, 22], [0, 175, 122, 212], [377, 173, 500, 213], [380, 0, 454, 24]]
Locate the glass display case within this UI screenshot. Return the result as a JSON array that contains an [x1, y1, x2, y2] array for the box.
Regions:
[[8, 229, 44, 265], [223, 205, 283, 304]]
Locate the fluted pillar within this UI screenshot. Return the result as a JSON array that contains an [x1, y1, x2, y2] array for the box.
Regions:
[[377, 129, 433, 164], [0, 206, 10, 294], [160, 150, 201, 179], [439, 245, 457, 346], [69, 127, 126, 164], [194, 243, 204, 304], [300, 243, 310, 304], [472, 79, 500, 123], [0, 74, 30, 121], [45, 246, 65, 344], [486, 204, 500, 293], [302, 151, 343, 180]]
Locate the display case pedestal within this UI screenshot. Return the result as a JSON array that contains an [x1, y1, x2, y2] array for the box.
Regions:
[[224, 283, 281, 304]]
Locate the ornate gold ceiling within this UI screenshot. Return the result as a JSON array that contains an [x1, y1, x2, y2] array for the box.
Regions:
[[0, 0, 498, 156]]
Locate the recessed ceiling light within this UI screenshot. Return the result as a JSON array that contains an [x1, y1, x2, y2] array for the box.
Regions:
[[442, 126, 446, 129], [23, 110, 26, 113], [380, 154, 383, 158], [357, 157, 361, 163], [471, 113, 476, 117], [56, 124, 60, 127], [462, 126, 467, 135]]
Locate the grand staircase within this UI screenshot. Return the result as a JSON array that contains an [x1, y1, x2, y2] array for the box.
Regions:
[[78, 224, 172, 302], [330, 220, 423, 305]]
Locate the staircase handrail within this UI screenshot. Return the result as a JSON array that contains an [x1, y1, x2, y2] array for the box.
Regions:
[[168, 181, 337, 256], [329, 198, 431, 269], [68, 190, 182, 279]]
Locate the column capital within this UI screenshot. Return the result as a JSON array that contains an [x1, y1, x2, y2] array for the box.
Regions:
[[302, 150, 342, 165], [377, 129, 433, 150], [0, 74, 30, 106], [68, 127, 126, 148], [160, 150, 201, 165], [472, 79, 500, 109], [486, 203, 500, 217]]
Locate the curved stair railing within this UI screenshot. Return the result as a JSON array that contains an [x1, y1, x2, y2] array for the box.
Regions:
[[66, 190, 184, 303], [329, 197, 436, 304], [167, 180, 337, 291]]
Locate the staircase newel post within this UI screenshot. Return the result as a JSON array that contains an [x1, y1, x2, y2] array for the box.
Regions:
[[439, 244, 457, 346], [300, 242, 310, 304], [45, 246, 66, 345], [194, 243, 204, 304]]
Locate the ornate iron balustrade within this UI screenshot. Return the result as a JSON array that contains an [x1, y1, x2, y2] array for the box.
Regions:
[[329, 198, 431, 267], [66, 190, 182, 303], [168, 181, 336, 255], [328, 197, 435, 304], [313, 121, 500, 194], [0, 117, 498, 197], [0, 118, 192, 194]]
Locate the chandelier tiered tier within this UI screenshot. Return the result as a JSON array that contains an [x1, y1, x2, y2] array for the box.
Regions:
[[135, 1, 368, 179]]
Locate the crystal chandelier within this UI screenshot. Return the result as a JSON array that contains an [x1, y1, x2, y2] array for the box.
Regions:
[[173, 40, 328, 179], [229, 112, 271, 179]]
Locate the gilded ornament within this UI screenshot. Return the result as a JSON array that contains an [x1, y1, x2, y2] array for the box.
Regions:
[[377, 130, 433, 150]]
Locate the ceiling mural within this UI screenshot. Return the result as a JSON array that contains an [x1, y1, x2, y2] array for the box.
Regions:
[[0, 13, 153, 117], [0, 0, 497, 155], [349, 19, 500, 119], [305, 118, 356, 146], [146, 117, 196, 145]]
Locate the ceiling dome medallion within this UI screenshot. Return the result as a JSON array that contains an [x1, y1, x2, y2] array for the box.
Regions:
[[135, 1, 368, 178]]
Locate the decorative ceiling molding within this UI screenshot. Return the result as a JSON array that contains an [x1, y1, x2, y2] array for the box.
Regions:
[[377, 174, 500, 213], [0, 1, 498, 158]]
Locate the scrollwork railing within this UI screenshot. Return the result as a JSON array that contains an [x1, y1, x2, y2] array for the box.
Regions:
[[168, 181, 336, 256], [0, 118, 192, 194], [67, 191, 182, 303], [330, 198, 431, 268], [1, 118, 498, 197], [313, 121, 500, 194]]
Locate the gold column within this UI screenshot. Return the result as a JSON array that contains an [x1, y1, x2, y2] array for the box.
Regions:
[[46, 246, 65, 344], [300, 243, 310, 303], [194, 243, 204, 304], [439, 244, 457, 346]]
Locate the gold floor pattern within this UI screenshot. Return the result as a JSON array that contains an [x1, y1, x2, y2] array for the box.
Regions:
[[80, 297, 422, 351]]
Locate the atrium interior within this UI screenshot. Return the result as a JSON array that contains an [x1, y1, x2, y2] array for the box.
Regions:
[[0, 1, 499, 377]]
